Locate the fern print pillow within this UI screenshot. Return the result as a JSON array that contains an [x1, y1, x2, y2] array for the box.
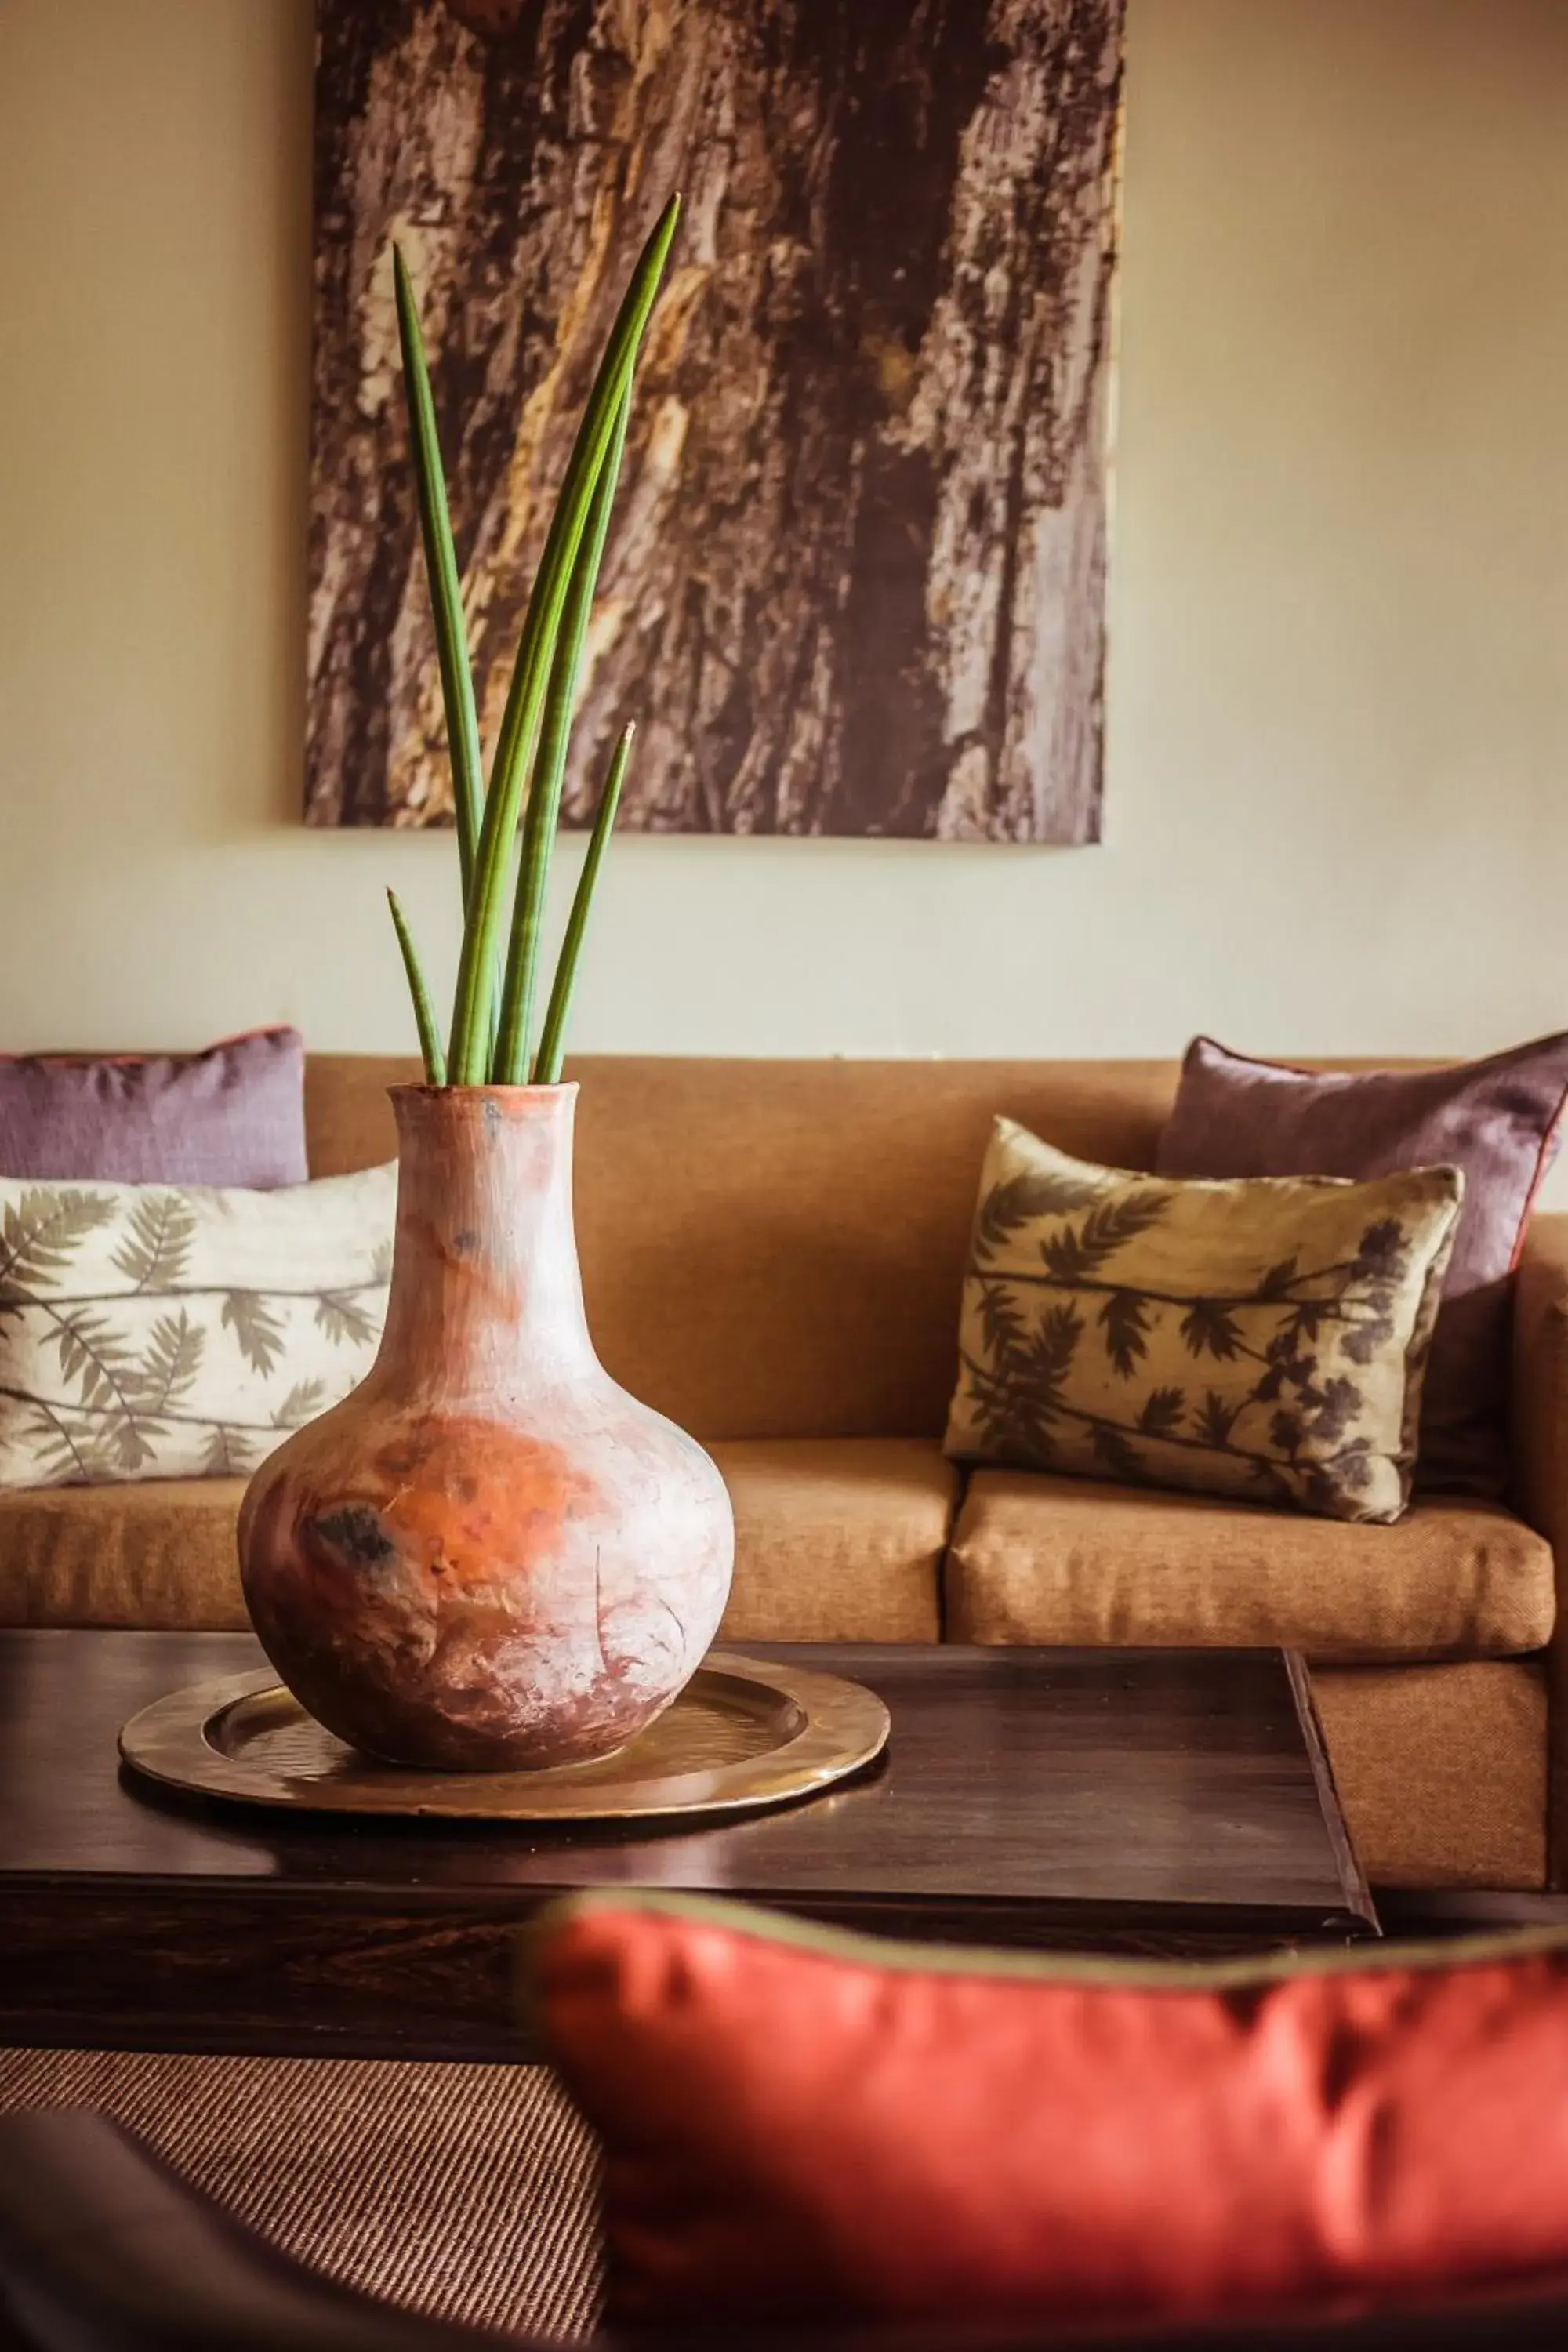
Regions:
[[945, 1121, 1465, 1524], [0, 1164, 395, 1486]]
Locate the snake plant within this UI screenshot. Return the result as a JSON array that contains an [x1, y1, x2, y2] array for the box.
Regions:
[[387, 195, 679, 1086]]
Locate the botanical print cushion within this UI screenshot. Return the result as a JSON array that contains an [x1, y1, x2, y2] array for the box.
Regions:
[[0, 1164, 395, 1487], [945, 1120, 1465, 1524]]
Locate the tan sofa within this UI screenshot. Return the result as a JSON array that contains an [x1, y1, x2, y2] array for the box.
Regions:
[[3, 1052, 1565, 1894]]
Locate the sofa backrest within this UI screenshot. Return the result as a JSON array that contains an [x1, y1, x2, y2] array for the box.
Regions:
[[305, 1053, 1185, 1440]]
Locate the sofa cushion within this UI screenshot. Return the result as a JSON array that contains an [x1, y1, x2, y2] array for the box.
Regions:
[[945, 1116, 1463, 1526], [945, 1469, 1554, 1661], [714, 1438, 950, 1641], [1158, 1033, 1568, 1499], [0, 1477, 251, 1628], [1313, 1661, 1547, 1891], [0, 1439, 953, 1636], [1, 1029, 308, 1188], [0, 1163, 394, 1490]]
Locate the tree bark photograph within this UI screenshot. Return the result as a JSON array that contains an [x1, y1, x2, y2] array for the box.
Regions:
[[306, 0, 1123, 842]]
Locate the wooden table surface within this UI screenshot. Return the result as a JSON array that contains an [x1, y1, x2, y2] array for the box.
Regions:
[[0, 1631, 1374, 2061]]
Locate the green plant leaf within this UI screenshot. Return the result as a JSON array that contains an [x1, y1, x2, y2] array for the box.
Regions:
[[532, 721, 634, 1083], [494, 386, 631, 1083], [394, 246, 485, 900], [386, 888, 448, 1084], [446, 193, 681, 1084]]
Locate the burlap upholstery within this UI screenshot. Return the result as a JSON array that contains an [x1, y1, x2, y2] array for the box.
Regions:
[[0, 1439, 951, 1637], [1511, 1210, 1568, 1887], [308, 1054, 1185, 1443], [1312, 1661, 1547, 1891], [946, 1472, 1554, 1661], [0, 2047, 602, 2338], [0, 1477, 253, 1628], [717, 1439, 950, 1640], [302, 1054, 409, 1177]]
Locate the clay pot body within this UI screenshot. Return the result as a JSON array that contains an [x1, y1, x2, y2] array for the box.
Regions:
[[238, 1085, 734, 1770]]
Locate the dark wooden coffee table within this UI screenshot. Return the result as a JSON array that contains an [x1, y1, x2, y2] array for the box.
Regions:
[[0, 1631, 1374, 2061]]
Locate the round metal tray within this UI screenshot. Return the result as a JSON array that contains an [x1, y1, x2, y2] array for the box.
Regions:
[[118, 1650, 890, 1824]]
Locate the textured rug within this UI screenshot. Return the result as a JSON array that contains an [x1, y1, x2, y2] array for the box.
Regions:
[[0, 2048, 602, 2339]]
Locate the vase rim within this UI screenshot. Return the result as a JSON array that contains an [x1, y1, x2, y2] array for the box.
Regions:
[[388, 1080, 579, 1098], [387, 1080, 579, 1120]]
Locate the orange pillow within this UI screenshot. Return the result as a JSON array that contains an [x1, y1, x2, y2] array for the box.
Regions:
[[528, 1895, 1568, 2331]]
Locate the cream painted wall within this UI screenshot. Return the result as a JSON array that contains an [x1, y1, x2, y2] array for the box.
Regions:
[[1, 0, 1566, 1066]]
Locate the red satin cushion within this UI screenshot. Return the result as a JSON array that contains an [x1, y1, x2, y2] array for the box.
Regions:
[[532, 1897, 1568, 2330]]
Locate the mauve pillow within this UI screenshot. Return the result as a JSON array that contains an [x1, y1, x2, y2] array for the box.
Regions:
[[533, 1893, 1568, 2333], [1156, 1034, 1568, 1497], [0, 1030, 308, 1188]]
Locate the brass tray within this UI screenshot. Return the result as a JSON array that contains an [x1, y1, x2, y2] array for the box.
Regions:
[[118, 1650, 890, 1824]]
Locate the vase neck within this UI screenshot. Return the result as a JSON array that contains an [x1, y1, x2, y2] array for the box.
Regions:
[[378, 1085, 596, 1392]]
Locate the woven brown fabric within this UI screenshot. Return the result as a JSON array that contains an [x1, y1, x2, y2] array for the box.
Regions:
[[714, 1437, 952, 1640], [0, 1478, 251, 1628], [1512, 1210, 1568, 1889], [1312, 1661, 1548, 1892], [301, 1056, 1447, 1447], [0, 1439, 955, 1635], [0, 2048, 603, 2339], [308, 1053, 1187, 1440], [946, 1472, 1555, 1661]]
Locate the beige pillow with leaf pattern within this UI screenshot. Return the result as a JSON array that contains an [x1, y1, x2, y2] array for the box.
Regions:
[[945, 1120, 1464, 1523], [0, 1165, 395, 1486]]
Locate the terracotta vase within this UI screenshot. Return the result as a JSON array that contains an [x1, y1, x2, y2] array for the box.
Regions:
[[238, 1084, 734, 1770]]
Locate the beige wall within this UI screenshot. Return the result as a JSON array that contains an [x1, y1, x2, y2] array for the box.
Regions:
[[1, 0, 1566, 1067]]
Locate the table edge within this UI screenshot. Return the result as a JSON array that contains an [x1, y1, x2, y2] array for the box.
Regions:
[[1283, 1648, 1378, 1933]]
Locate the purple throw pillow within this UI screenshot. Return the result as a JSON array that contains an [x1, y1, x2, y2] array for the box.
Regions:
[[0, 1029, 308, 1189], [1156, 1034, 1568, 1498]]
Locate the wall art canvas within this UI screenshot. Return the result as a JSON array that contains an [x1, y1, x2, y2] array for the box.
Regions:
[[307, 0, 1123, 842]]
